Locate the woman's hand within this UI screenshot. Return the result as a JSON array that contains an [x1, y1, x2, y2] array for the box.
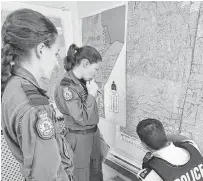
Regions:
[[86, 78, 98, 97]]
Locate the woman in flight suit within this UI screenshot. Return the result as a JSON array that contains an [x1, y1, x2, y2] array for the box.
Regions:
[[54, 44, 103, 181], [1, 9, 74, 181]]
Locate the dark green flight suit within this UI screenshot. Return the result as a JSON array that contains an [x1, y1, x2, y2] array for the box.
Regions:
[[54, 70, 103, 181], [1, 67, 74, 181]]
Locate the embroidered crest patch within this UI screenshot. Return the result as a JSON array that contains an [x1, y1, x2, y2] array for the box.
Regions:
[[36, 110, 55, 139], [63, 87, 72, 101], [63, 141, 70, 159]]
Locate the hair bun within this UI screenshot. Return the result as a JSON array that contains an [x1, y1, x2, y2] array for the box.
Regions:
[[67, 43, 80, 57]]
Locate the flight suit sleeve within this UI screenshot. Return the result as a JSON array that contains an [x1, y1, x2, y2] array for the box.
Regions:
[[137, 168, 163, 181], [17, 106, 72, 181], [55, 85, 98, 126]]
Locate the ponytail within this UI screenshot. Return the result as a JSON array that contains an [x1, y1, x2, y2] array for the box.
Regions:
[[64, 44, 79, 72], [1, 44, 15, 98], [64, 43, 102, 72]]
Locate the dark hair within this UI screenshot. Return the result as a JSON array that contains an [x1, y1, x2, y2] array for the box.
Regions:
[[64, 44, 102, 72], [1, 9, 58, 97], [136, 118, 167, 150]]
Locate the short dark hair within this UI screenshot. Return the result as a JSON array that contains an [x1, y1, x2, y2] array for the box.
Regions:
[[136, 118, 167, 150]]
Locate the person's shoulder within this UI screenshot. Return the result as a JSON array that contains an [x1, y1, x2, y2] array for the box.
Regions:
[[56, 76, 79, 102], [167, 134, 201, 152], [137, 168, 163, 181], [2, 77, 40, 129], [4, 75, 25, 94], [60, 75, 73, 87], [2, 76, 30, 108], [56, 76, 74, 92], [181, 140, 201, 153]]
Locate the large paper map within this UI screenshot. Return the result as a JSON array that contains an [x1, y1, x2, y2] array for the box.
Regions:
[[118, 1, 203, 157], [82, 5, 126, 118]]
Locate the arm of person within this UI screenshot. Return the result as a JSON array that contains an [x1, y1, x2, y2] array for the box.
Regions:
[[55, 85, 98, 126], [17, 106, 71, 181], [137, 168, 163, 181], [167, 134, 201, 153], [167, 134, 190, 142], [49, 101, 64, 120]]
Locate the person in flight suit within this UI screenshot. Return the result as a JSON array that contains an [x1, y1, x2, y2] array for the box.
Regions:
[[54, 44, 104, 181], [136, 118, 203, 181], [1, 9, 74, 181]]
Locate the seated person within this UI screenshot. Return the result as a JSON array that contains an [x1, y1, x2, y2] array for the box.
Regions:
[[136, 118, 203, 181]]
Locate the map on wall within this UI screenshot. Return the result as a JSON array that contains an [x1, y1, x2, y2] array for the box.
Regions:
[[117, 1, 203, 163], [1, 10, 67, 102], [82, 5, 126, 118]]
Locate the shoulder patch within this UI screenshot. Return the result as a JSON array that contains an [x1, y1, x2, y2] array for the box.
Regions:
[[138, 169, 152, 180], [36, 110, 55, 139], [63, 87, 73, 101]]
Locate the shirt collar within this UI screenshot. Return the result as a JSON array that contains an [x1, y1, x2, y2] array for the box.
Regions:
[[65, 70, 81, 85], [153, 142, 174, 158]]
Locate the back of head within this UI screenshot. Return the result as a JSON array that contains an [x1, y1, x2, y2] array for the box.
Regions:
[[136, 118, 167, 150], [1, 8, 58, 98], [64, 44, 102, 72]]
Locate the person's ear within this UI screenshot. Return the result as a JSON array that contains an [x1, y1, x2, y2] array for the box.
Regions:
[[82, 59, 90, 68], [36, 43, 45, 58]]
